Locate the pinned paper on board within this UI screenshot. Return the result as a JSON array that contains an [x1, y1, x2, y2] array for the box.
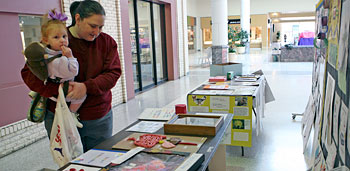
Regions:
[[327, 0, 342, 67], [321, 73, 335, 144], [332, 93, 341, 145], [210, 96, 230, 110], [338, 101, 348, 163]]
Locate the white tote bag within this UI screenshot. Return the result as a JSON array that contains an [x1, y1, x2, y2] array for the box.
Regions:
[[50, 85, 83, 167]]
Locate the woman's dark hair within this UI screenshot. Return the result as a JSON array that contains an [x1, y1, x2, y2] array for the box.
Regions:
[[70, 0, 106, 26]]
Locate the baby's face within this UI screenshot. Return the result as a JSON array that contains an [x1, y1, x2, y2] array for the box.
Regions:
[[44, 27, 69, 51]]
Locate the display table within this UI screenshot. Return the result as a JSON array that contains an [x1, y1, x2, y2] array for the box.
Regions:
[[58, 113, 233, 171]]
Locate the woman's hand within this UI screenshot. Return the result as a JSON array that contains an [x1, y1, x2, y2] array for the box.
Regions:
[[67, 82, 87, 99]]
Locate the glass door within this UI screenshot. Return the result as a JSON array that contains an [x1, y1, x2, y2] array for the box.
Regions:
[[129, 0, 167, 92], [128, 0, 140, 90], [137, 1, 154, 88], [152, 4, 166, 82]]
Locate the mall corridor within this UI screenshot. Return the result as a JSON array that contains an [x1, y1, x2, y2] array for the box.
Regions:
[[0, 50, 313, 171]]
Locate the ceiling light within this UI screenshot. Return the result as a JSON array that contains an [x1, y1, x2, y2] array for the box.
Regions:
[[272, 12, 279, 16]]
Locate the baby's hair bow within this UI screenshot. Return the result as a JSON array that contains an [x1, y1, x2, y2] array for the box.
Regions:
[[48, 10, 68, 21]]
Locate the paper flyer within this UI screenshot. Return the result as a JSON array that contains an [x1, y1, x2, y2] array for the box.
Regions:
[[326, 142, 337, 169], [71, 149, 125, 167], [138, 108, 175, 121], [233, 132, 249, 141], [233, 107, 249, 117], [338, 101, 348, 163], [327, 0, 342, 68], [303, 99, 315, 152], [337, 0, 350, 94], [189, 106, 209, 113], [210, 96, 230, 110], [191, 90, 217, 95], [332, 93, 341, 145], [126, 121, 165, 133], [321, 73, 335, 144]]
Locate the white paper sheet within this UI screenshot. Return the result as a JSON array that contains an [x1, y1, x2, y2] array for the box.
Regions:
[[71, 149, 125, 167], [303, 99, 316, 152], [233, 132, 249, 141], [232, 86, 257, 95], [339, 101, 348, 163], [126, 121, 165, 133], [138, 108, 175, 121], [211, 110, 229, 113], [321, 73, 335, 144], [337, 0, 350, 72], [326, 143, 337, 169], [244, 119, 251, 130], [189, 106, 209, 113], [192, 90, 217, 95], [333, 93, 341, 145], [210, 96, 230, 110], [233, 107, 249, 116], [111, 147, 145, 165]]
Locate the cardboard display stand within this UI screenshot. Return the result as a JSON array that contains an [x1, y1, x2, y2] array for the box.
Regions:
[[187, 93, 254, 147]]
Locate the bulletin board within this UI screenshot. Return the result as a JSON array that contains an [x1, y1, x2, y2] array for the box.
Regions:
[[302, 0, 350, 170]]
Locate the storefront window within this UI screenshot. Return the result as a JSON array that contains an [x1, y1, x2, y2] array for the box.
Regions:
[[203, 28, 212, 45], [280, 22, 315, 45], [19, 15, 42, 49], [188, 26, 195, 50]]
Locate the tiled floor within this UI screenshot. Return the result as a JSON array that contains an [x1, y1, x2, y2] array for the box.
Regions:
[[0, 49, 313, 171]]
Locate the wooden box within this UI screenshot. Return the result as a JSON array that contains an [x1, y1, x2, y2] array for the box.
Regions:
[[164, 114, 224, 136]]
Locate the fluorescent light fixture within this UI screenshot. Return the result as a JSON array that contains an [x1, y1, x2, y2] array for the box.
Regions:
[[272, 12, 279, 16], [279, 16, 315, 21]]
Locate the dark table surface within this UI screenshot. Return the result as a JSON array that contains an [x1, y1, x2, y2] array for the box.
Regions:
[[94, 113, 233, 171]]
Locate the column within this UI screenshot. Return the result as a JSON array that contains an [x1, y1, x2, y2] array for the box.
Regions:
[[211, 0, 228, 64], [241, 0, 250, 53]]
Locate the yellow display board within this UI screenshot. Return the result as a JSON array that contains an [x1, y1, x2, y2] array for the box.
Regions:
[[187, 94, 253, 147]]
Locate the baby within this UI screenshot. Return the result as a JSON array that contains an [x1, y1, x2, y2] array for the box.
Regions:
[[41, 10, 85, 128]]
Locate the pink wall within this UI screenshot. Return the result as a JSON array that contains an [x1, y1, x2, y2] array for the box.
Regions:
[[0, 0, 61, 127], [164, 0, 179, 80], [121, 0, 179, 99], [121, 0, 135, 100]]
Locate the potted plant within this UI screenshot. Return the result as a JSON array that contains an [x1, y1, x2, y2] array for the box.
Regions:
[[235, 28, 249, 54], [228, 26, 238, 61], [228, 47, 237, 62]]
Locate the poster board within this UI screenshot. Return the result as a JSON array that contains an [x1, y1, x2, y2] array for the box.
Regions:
[[187, 93, 253, 147], [303, 0, 350, 170]]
